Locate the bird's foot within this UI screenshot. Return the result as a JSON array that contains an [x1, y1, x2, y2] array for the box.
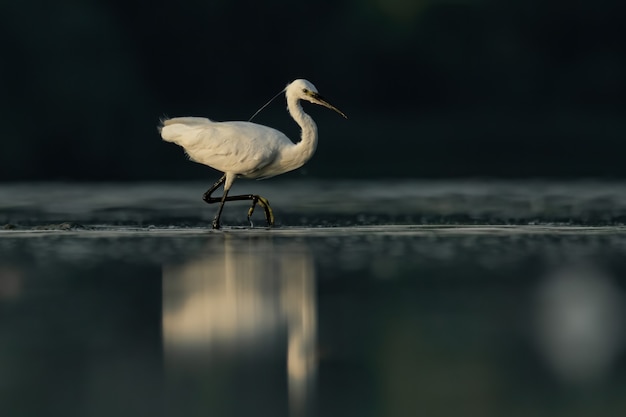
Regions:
[[212, 218, 221, 229], [247, 195, 275, 227]]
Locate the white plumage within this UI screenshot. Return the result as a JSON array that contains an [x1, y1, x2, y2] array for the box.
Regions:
[[159, 79, 346, 229], [162, 118, 286, 179]]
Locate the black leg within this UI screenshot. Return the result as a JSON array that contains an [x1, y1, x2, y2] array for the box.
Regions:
[[202, 174, 227, 204], [212, 189, 230, 229], [202, 174, 275, 229], [218, 194, 274, 227], [202, 175, 228, 229]]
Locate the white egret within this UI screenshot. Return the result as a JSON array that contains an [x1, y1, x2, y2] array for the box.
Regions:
[[159, 79, 347, 229]]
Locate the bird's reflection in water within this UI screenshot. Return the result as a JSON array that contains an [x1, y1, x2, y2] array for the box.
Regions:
[[162, 236, 316, 416]]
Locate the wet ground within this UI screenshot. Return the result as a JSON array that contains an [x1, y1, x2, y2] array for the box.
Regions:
[[1, 180, 626, 417]]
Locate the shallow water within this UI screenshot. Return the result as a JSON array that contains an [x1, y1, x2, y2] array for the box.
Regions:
[[2, 179, 626, 226], [2, 181, 626, 417]]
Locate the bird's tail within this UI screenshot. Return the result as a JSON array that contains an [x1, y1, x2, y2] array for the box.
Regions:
[[159, 117, 213, 143], [157, 116, 169, 135]]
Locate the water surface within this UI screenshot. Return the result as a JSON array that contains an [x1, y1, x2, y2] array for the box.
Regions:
[[1, 181, 626, 417]]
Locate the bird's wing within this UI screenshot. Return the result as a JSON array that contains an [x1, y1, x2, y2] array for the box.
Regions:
[[161, 120, 290, 175]]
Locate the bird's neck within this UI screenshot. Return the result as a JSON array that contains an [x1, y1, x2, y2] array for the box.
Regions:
[[285, 96, 318, 166]]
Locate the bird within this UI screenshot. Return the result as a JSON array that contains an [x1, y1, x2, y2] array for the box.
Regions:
[[159, 79, 347, 229]]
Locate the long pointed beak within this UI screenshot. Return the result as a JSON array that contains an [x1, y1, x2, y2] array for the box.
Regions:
[[311, 93, 348, 119]]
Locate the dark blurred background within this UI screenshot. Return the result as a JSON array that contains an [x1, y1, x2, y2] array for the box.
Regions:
[[1, 0, 625, 181]]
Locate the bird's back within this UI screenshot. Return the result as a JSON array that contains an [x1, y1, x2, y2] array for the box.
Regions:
[[160, 117, 293, 177]]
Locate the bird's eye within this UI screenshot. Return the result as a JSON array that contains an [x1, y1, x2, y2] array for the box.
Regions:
[[303, 88, 309, 93]]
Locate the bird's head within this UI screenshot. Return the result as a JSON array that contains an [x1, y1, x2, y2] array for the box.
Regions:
[[286, 79, 347, 119]]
